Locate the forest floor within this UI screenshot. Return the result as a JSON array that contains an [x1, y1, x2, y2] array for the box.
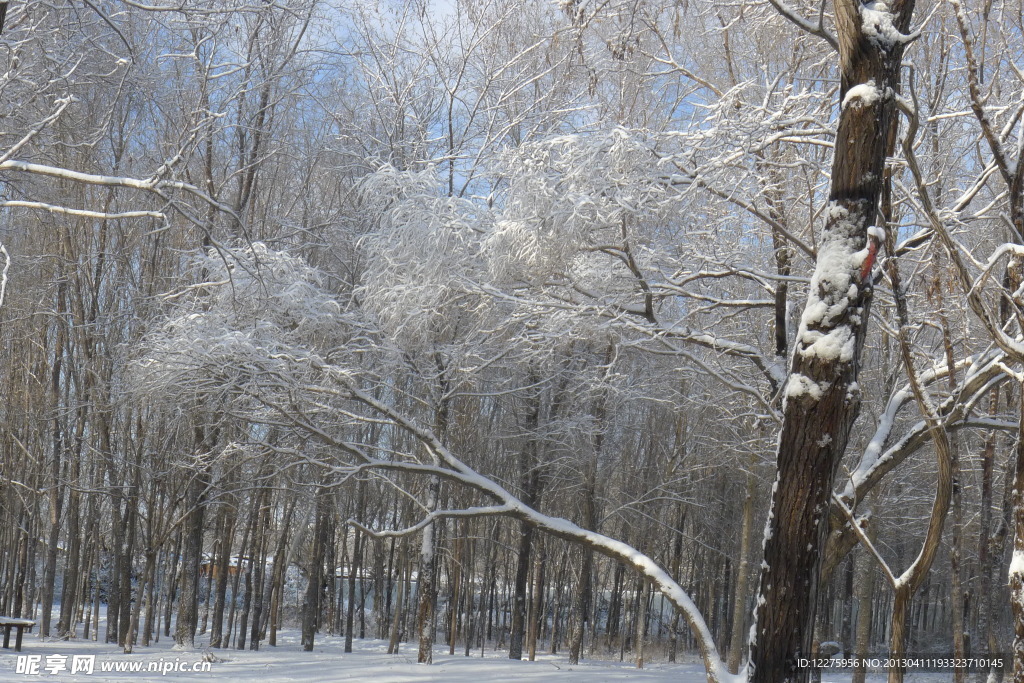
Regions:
[[0, 628, 954, 682]]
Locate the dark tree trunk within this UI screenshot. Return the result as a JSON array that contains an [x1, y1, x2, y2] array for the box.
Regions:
[[175, 482, 206, 649], [301, 489, 330, 652], [41, 311, 67, 639], [175, 425, 214, 649], [1010, 384, 1024, 681], [750, 2, 916, 680], [210, 505, 234, 648], [510, 381, 543, 661], [508, 521, 534, 661]]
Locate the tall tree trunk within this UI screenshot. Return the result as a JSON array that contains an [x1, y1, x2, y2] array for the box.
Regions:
[[210, 504, 234, 648], [569, 346, 612, 665], [509, 520, 534, 661], [225, 515, 249, 648], [417, 368, 451, 665], [510, 380, 543, 661], [1010, 382, 1024, 682], [109, 500, 127, 644], [125, 551, 155, 654], [851, 507, 876, 683], [248, 521, 268, 650], [301, 488, 330, 652], [569, 544, 593, 665], [635, 578, 650, 669], [728, 466, 755, 673], [978, 390, 1009, 683], [448, 533, 462, 656], [346, 525, 362, 654], [751, 1, 916, 680], [118, 497, 137, 648], [175, 425, 213, 649], [267, 497, 294, 647], [57, 446, 82, 639], [942, 313, 967, 683], [416, 478, 440, 664], [527, 543, 544, 662], [175, 485, 205, 649], [388, 539, 408, 655], [40, 307, 67, 638]]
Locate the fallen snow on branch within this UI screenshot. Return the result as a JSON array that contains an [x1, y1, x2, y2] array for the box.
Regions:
[[1011, 549, 1024, 581], [792, 205, 869, 367], [860, 1, 917, 47], [785, 373, 826, 400], [842, 81, 881, 109]]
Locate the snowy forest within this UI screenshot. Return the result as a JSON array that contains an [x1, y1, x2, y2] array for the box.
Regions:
[[0, 0, 1021, 682]]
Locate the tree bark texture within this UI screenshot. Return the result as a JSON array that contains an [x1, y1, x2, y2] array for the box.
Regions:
[[750, 2, 916, 680]]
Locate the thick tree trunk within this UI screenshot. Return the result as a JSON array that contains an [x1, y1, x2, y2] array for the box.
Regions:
[[635, 578, 649, 669], [117, 500, 137, 648], [237, 515, 255, 649], [301, 490, 330, 652], [57, 455, 81, 639], [887, 588, 912, 683], [175, 488, 205, 649], [267, 497, 294, 647], [448, 535, 462, 656], [750, 2, 915, 680], [40, 346, 65, 638], [1010, 382, 1024, 682], [387, 540, 408, 655], [164, 530, 181, 638], [417, 375, 450, 665], [210, 507, 234, 648], [569, 544, 593, 665], [248, 527, 267, 650], [416, 478, 440, 664], [945, 322, 967, 683], [569, 356, 609, 666], [510, 386, 543, 662], [977, 404, 999, 673], [508, 521, 534, 661], [851, 514, 875, 683], [225, 517, 248, 647], [125, 551, 155, 654], [175, 425, 213, 650], [527, 544, 544, 662], [728, 467, 755, 673]]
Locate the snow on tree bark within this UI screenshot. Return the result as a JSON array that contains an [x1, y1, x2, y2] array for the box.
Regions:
[[749, 1, 917, 681], [1012, 383, 1024, 682], [416, 477, 441, 664]]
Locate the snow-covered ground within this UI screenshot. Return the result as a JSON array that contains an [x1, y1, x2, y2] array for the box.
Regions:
[[0, 630, 954, 683], [0, 608, 953, 683]]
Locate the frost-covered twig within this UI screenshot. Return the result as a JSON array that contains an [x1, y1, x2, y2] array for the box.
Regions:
[[0, 200, 165, 221], [0, 96, 74, 167], [900, 74, 1024, 362], [0, 242, 9, 310], [348, 505, 515, 540], [765, 0, 839, 52], [948, 0, 1023, 212], [833, 495, 896, 587], [0, 159, 240, 225]]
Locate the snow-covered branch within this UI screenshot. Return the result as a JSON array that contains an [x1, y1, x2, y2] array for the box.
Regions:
[[0, 160, 240, 225]]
